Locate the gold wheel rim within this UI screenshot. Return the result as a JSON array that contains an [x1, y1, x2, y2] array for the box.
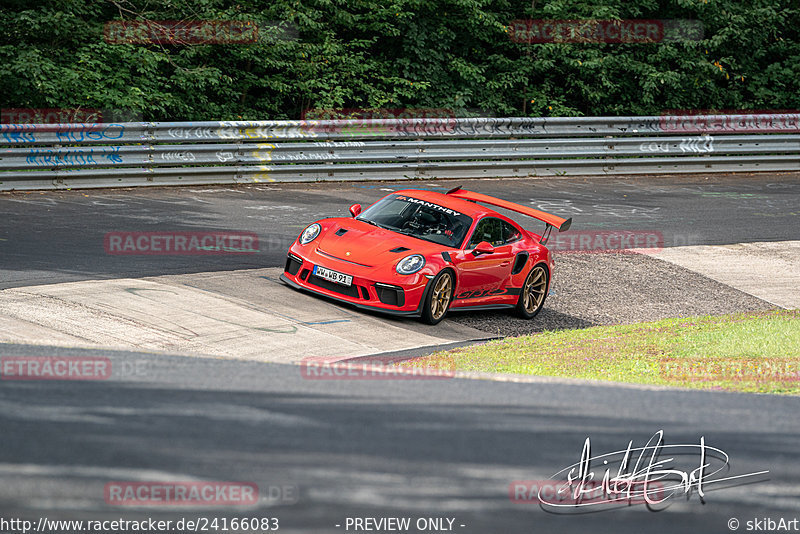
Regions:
[[430, 273, 453, 320], [522, 266, 547, 313]]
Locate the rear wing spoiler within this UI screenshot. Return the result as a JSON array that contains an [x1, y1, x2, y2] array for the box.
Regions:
[[446, 186, 572, 232]]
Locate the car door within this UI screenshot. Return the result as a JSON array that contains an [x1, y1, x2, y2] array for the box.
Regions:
[[453, 217, 515, 302]]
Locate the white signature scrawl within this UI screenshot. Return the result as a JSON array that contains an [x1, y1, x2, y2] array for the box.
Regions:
[[540, 430, 769, 511]]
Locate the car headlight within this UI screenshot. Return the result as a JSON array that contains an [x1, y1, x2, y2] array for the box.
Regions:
[[396, 254, 426, 275], [299, 223, 321, 245]]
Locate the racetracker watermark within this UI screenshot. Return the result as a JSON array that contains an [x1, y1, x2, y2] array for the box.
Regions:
[[1, 357, 111, 380], [300, 356, 456, 380], [0, 357, 149, 380], [104, 231, 259, 255], [660, 358, 800, 383], [660, 110, 800, 133], [1, 108, 142, 126], [508, 19, 703, 44], [1, 108, 104, 124], [302, 108, 456, 121], [549, 230, 663, 253], [301, 108, 457, 135], [509, 480, 665, 505], [104, 20, 297, 45], [104, 20, 263, 45], [104, 482, 260, 506]]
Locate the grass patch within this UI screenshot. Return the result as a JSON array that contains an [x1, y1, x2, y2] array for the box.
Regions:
[[410, 309, 800, 394]]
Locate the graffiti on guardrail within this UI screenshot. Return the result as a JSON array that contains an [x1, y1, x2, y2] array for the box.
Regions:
[[160, 151, 196, 162], [638, 141, 670, 153], [27, 148, 97, 167], [213, 117, 547, 139], [680, 135, 714, 153], [2, 115, 798, 190], [638, 134, 714, 153], [216, 150, 236, 162], [311, 141, 367, 148], [1, 126, 36, 144], [55, 124, 125, 143], [25, 146, 126, 167], [660, 110, 800, 133], [250, 144, 273, 162], [167, 126, 216, 139], [105, 146, 123, 163], [216, 121, 315, 141], [301, 108, 458, 136], [0, 123, 126, 144]]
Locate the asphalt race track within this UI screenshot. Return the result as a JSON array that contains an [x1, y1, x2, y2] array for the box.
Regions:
[[1, 173, 798, 343], [1, 172, 799, 533], [1, 343, 799, 534], [2, 173, 800, 288]]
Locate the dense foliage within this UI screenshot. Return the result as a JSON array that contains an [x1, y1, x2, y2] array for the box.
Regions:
[[1, 0, 798, 120]]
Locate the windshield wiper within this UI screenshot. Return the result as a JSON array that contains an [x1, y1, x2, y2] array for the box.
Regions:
[[356, 217, 391, 231], [391, 228, 445, 245], [358, 218, 445, 245], [393, 228, 416, 237]]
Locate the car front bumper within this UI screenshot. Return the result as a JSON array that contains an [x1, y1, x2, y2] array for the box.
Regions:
[[280, 247, 433, 318]]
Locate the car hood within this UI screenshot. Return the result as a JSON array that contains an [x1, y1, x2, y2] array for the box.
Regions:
[[315, 218, 443, 267]]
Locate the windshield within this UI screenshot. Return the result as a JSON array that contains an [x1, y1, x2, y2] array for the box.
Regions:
[[357, 194, 473, 247]]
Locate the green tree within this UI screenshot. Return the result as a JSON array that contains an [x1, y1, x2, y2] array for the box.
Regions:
[[1, 0, 798, 120]]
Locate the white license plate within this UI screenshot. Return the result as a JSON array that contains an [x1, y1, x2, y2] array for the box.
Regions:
[[314, 265, 353, 286]]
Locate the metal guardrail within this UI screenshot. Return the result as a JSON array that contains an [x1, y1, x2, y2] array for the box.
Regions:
[[1, 115, 799, 190]]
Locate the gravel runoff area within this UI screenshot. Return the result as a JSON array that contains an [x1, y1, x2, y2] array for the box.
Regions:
[[448, 251, 777, 338]]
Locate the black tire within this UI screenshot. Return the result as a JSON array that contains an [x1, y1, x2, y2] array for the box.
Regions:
[[515, 263, 549, 319], [421, 270, 455, 325]]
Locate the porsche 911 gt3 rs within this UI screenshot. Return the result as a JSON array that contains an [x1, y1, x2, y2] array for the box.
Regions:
[[280, 186, 571, 325]]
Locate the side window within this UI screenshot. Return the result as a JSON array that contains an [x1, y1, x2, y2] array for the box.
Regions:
[[502, 221, 522, 243], [469, 218, 505, 248]]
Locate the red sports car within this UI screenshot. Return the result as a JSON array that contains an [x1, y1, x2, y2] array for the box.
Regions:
[[281, 186, 571, 324]]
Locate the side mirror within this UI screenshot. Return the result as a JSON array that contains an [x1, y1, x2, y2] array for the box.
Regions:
[[473, 241, 495, 256], [349, 204, 362, 217]]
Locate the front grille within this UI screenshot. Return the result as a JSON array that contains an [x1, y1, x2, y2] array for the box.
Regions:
[[375, 284, 405, 307], [285, 255, 302, 275], [308, 275, 361, 298]]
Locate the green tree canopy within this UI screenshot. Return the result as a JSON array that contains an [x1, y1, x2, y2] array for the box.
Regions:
[[1, 0, 798, 121]]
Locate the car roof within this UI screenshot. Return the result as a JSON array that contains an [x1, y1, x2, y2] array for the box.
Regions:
[[393, 189, 500, 219]]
